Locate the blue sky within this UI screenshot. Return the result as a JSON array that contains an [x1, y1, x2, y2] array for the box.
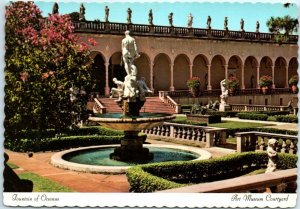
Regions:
[[35, 1, 299, 33]]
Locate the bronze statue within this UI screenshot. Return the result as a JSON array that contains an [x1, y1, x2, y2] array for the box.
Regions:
[[168, 12, 173, 27], [148, 9, 153, 25], [105, 6, 109, 22], [52, 2, 59, 14], [127, 8, 132, 24], [79, 3, 85, 21]]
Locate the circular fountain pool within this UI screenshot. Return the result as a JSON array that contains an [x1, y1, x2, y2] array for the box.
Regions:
[[51, 144, 211, 174]]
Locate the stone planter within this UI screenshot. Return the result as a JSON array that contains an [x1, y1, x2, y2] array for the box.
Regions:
[[291, 85, 298, 94], [190, 88, 200, 97], [187, 114, 221, 124]]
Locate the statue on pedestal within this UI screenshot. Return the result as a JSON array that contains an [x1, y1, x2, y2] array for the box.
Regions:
[[265, 138, 278, 173], [220, 79, 228, 104], [127, 8, 132, 24], [52, 2, 59, 14], [168, 12, 173, 27], [187, 13, 193, 28], [79, 3, 85, 21], [148, 9, 153, 25], [207, 16, 211, 29], [104, 6, 109, 22]]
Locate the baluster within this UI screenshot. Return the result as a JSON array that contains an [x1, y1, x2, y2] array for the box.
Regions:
[[259, 137, 265, 151], [245, 136, 250, 150], [174, 127, 179, 138], [182, 128, 186, 139], [156, 126, 161, 136], [160, 126, 165, 136], [192, 129, 196, 140], [281, 139, 287, 153], [201, 130, 206, 142], [178, 127, 183, 139], [153, 127, 157, 135]]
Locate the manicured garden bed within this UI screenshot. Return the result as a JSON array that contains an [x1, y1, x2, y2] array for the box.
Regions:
[[126, 152, 297, 192]]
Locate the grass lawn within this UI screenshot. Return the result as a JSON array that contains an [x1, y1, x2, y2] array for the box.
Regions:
[[209, 121, 271, 129], [7, 162, 19, 169], [18, 172, 74, 192]]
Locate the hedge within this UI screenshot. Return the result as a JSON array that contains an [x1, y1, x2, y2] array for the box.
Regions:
[[237, 113, 268, 121], [274, 115, 298, 123], [126, 152, 297, 192], [206, 110, 239, 117], [171, 117, 207, 126]]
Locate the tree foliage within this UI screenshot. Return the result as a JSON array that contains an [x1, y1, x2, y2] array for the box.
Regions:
[[266, 15, 298, 35], [5, 2, 95, 139]]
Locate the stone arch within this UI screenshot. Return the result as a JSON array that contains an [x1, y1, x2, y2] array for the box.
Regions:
[[153, 53, 171, 91], [108, 52, 126, 88], [244, 56, 258, 89], [193, 54, 209, 90], [274, 57, 287, 88], [173, 54, 191, 90], [259, 56, 273, 78], [135, 52, 151, 86], [288, 57, 298, 79], [211, 55, 226, 89], [228, 55, 243, 87], [91, 52, 106, 95]]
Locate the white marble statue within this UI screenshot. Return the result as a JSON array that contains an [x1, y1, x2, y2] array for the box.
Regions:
[[220, 79, 228, 104], [110, 78, 124, 102], [137, 77, 153, 101], [187, 13, 193, 28], [121, 30, 140, 76], [265, 138, 278, 173], [123, 75, 139, 100]]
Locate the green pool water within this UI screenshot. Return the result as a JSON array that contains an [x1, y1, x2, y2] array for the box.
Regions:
[[63, 147, 199, 166]]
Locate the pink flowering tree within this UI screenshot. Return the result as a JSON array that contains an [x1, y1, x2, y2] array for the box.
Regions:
[[5, 2, 95, 139]]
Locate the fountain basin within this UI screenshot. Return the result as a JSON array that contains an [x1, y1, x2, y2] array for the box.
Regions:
[[51, 144, 212, 174], [89, 113, 175, 131]]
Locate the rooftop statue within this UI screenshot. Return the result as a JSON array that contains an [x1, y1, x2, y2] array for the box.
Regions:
[[187, 13, 193, 28], [256, 21, 260, 32], [168, 12, 173, 27], [224, 17, 228, 30], [240, 18, 244, 31], [127, 8, 132, 24], [207, 16, 211, 29], [104, 6, 109, 22], [148, 9, 153, 25], [79, 3, 85, 21], [52, 2, 59, 14]]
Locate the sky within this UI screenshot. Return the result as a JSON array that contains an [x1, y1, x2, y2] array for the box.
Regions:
[[34, 1, 299, 33]]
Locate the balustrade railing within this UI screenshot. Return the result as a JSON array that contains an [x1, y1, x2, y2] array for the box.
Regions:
[[143, 122, 227, 148], [236, 131, 297, 154], [73, 20, 298, 43], [92, 98, 106, 114], [158, 91, 181, 113], [231, 104, 290, 112]]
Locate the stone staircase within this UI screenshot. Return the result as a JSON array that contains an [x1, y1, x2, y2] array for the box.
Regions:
[[93, 97, 176, 114]]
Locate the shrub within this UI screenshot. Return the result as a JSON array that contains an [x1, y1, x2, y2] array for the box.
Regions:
[[274, 115, 298, 123], [289, 75, 298, 86], [237, 113, 268, 121], [259, 75, 273, 87], [227, 76, 240, 89], [206, 110, 239, 117], [186, 77, 201, 89], [126, 152, 297, 192]]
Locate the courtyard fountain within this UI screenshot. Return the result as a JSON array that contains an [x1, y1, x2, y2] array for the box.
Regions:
[[51, 31, 211, 173]]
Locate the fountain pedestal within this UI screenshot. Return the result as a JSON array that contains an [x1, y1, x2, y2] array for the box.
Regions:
[[109, 131, 153, 163]]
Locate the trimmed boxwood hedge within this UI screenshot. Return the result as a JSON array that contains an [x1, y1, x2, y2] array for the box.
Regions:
[[126, 152, 297, 192], [237, 112, 268, 121], [4, 126, 146, 152], [274, 115, 298, 123]]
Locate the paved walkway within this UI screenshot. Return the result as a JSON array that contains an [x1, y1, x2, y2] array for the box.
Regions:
[[6, 139, 235, 192]]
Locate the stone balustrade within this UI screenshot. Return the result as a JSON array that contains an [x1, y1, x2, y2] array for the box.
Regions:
[[92, 98, 106, 114], [143, 122, 227, 148], [157, 168, 297, 193], [158, 91, 181, 113], [73, 21, 298, 44], [236, 131, 297, 154], [231, 104, 290, 112]]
